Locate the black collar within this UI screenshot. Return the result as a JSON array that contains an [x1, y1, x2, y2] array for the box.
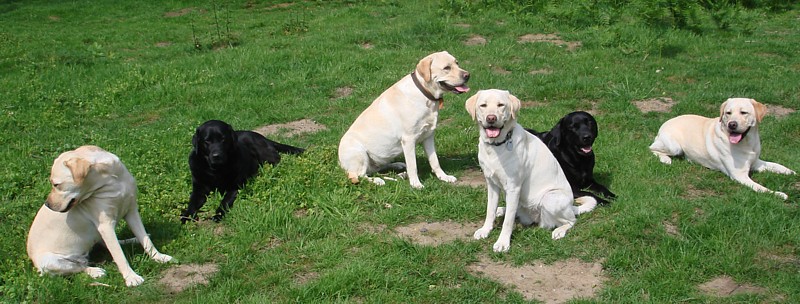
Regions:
[[410, 71, 442, 103], [488, 129, 513, 146]]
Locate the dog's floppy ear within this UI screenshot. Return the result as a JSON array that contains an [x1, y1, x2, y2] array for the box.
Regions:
[[508, 91, 521, 120], [191, 132, 199, 148], [718, 99, 730, 120], [751, 99, 768, 123], [550, 117, 565, 147], [465, 93, 479, 121], [64, 157, 91, 185], [416, 55, 433, 83]]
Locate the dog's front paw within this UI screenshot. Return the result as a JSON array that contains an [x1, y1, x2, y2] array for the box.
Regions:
[[438, 174, 457, 183], [473, 227, 491, 240], [775, 191, 788, 200], [153, 253, 173, 263], [85, 267, 106, 279], [124, 273, 144, 287], [409, 180, 424, 189], [492, 240, 510, 253], [180, 211, 198, 224]]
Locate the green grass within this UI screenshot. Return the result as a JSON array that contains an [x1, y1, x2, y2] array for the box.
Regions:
[[2, 0, 799, 303]]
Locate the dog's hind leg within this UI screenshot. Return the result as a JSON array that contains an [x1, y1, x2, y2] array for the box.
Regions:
[[539, 192, 578, 240], [35, 253, 95, 277], [572, 196, 597, 215], [649, 135, 681, 164]]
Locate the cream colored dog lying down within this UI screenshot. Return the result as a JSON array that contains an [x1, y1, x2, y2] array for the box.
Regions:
[[338, 51, 470, 189], [27, 146, 172, 287], [466, 89, 596, 252], [650, 98, 795, 199]]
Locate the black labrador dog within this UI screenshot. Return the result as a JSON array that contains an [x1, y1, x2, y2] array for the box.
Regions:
[[526, 111, 616, 204], [181, 120, 304, 223]]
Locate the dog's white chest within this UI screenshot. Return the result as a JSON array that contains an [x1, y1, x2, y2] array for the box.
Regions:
[[478, 145, 518, 186]]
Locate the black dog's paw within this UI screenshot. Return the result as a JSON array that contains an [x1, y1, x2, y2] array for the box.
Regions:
[[211, 213, 225, 223], [180, 211, 198, 224]]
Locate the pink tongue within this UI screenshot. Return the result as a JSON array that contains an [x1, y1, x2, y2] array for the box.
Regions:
[[486, 128, 501, 138], [581, 147, 592, 153], [729, 133, 742, 144], [456, 85, 470, 93]]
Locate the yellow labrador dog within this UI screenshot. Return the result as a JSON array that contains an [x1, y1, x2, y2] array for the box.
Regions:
[[466, 90, 596, 252], [338, 51, 470, 188], [650, 98, 795, 199], [27, 146, 172, 287]]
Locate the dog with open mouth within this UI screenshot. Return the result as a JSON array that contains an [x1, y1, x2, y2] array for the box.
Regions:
[[526, 111, 616, 204], [338, 51, 470, 188], [649, 98, 795, 199], [466, 89, 596, 252]]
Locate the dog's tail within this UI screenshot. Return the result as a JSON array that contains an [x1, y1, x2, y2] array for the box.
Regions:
[[572, 196, 597, 215], [271, 140, 305, 155]]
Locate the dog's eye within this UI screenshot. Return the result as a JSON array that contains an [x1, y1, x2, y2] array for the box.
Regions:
[[497, 103, 505, 107], [725, 111, 732, 115], [740, 111, 749, 115], [479, 104, 487, 108], [443, 65, 451, 71]]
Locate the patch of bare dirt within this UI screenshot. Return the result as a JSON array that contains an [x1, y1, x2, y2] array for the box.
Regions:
[[682, 184, 717, 199], [332, 86, 354, 99], [251, 236, 282, 253], [665, 75, 697, 84], [293, 208, 308, 218], [360, 42, 373, 49], [663, 213, 681, 237], [767, 104, 795, 118], [393, 221, 481, 246], [164, 8, 199, 18], [266, 3, 295, 10], [254, 119, 327, 137], [529, 68, 553, 75], [697, 275, 767, 298], [155, 41, 172, 48], [491, 65, 511, 75], [517, 34, 582, 52], [468, 256, 606, 303], [521, 99, 547, 108], [359, 223, 388, 234], [294, 271, 320, 285], [634, 97, 675, 113], [160, 263, 219, 293], [756, 246, 799, 269], [464, 35, 487, 46], [455, 167, 485, 188]]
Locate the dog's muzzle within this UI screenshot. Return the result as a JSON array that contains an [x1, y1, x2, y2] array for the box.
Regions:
[[726, 121, 750, 144]]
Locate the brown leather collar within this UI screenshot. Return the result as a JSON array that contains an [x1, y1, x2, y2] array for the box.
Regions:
[[411, 71, 443, 109]]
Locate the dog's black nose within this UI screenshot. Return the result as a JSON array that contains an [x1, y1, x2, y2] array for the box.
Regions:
[[486, 114, 497, 124], [582, 134, 592, 142], [728, 121, 738, 130]]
